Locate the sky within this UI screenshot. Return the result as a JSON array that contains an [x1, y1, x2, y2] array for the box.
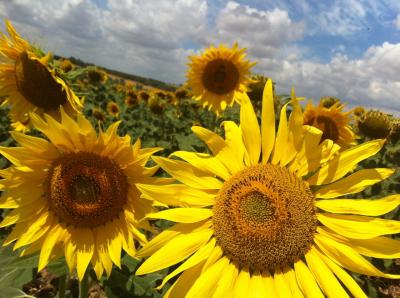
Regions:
[[1, 0, 400, 114]]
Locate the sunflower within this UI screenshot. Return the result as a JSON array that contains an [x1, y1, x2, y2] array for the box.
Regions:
[[92, 107, 106, 122], [136, 80, 400, 297], [0, 109, 164, 280], [186, 43, 255, 115], [303, 101, 356, 147], [87, 68, 108, 84], [107, 101, 120, 117], [357, 110, 393, 139], [0, 20, 82, 130], [60, 59, 73, 73]]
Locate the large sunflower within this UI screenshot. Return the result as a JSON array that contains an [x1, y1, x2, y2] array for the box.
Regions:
[[0, 109, 164, 280], [0, 20, 82, 130], [303, 100, 356, 147], [186, 43, 255, 116], [136, 80, 400, 297]]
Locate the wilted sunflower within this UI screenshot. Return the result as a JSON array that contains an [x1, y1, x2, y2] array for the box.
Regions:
[[303, 101, 356, 147], [136, 80, 400, 297], [107, 101, 120, 117], [0, 109, 163, 280], [186, 43, 255, 115], [0, 20, 82, 130], [357, 110, 393, 139]]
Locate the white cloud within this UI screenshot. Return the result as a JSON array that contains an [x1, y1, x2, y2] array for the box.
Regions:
[[395, 14, 400, 29]]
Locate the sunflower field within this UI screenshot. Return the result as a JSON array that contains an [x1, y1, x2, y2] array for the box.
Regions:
[[0, 20, 400, 298]]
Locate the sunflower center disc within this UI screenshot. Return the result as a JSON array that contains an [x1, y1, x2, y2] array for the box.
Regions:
[[46, 152, 128, 228], [202, 59, 239, 95], [14, 51, 67, 110], [305, 114, 340, 143], [213, 164, 317, 271]]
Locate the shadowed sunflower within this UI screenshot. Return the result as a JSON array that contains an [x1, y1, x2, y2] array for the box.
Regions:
[[0, 20, 82, 131], [0, 109, 165, 280], [303, 101, 356, 147], [186, 43, 255, 116], [107, 101, 120, 118], [136, 80, 400, 297]]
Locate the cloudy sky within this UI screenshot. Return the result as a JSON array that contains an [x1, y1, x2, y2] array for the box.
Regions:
[[1, 0, 400, 113]]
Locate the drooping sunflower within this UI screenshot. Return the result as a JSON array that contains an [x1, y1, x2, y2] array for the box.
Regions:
[[303, 100, 356, 147], [136, 80, 400, 297], [107, 101, 120, 117], [0, 20, 82, 130], [186, 43, 255, 115], [0, 109, 163, 280]]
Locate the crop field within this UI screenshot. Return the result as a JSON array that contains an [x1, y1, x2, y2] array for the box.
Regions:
[[0, 21, 399, 298]]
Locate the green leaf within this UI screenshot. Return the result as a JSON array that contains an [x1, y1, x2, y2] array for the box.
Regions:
[[0, 288, 35, 298]]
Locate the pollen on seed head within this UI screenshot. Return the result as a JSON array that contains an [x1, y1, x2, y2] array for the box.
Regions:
[[46, 151, 128, 228], [213, 163, 317, 271]]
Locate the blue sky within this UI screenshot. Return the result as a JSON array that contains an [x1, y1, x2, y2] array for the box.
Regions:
[[1, 0, 399, 113]]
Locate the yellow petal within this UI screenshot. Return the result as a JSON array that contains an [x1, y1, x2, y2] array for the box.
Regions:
[[186, 257, 228, 298], [288, 89, 304, 152], [273, 268, 292, 298], [191, 126, 226, 155], [318, 227, 400, 259], [10, 131, 59, 157], [152, 156, 223, 189], [294, 260, 324, 298], [314, 232, 400, 279], [64, 235, 76, 273], [158, 238, 216, 289], [233, 267, 251, 298], [164, 261, 204, 298], [314, 168, 395, 198], [271, 102, 289, 165], [220, 121, 245, 173], [146, 208, 212, 223], [136, 228, 213, 275], [137, 183, 215, 207], [72, 227, 95, 281], [38, 224, 64, 271], [316, 194, 400, 215], [213, 261, 239, 298], [105, 220, 122, 268], [136, 221, 211, 257], [308, 139, 385, 185], [313, 248, 367, 298], [283, 268, 303, 298], [304, 247, 349, 298], [261, 79, 275, 163], [318, 213, 400, 239], [240, 93, 261, 166], [171, 151, 230, 181]]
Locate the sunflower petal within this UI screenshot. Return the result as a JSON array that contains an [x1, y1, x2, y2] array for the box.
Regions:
[[305, 247, 349, 298], [318, 213, 400, 239], [273, 268, 292, 298], [261, 79, 275, 163], [191, 126, 226, 155], [308, 139, 385, 185], [73, 228, 95, 281], [152, 156, 222, 189], [38, 224, 64, 271], [271, 102, 289, 165], [233, 266, 251, 297], [146, 208, 212, 223], [136, 228, 213, 275], [158, 238, 216, 289], [314, 168, 395, 198], [314, 232, 400, 279], [316, 194, 400, 215], [213, 261, 240, 297], [294, 260, 324, 298], [240, 93, 261, 166]]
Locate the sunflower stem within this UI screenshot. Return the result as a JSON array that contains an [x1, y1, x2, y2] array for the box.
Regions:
[[57, 275, 66, 298], [79, 271, 90, 298]]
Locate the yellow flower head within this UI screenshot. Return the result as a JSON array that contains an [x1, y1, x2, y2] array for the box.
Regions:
[[303, 101, 356, 147], [0, 109, 164, 280], [87, 68, 107, 84], [60, 59, 73, 73], [107, 101, 120, 117], [186, 43, 255, 115], [135, 81, 400, 297], [138, 90, 150, 102], [0, 20, 82, 130]]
